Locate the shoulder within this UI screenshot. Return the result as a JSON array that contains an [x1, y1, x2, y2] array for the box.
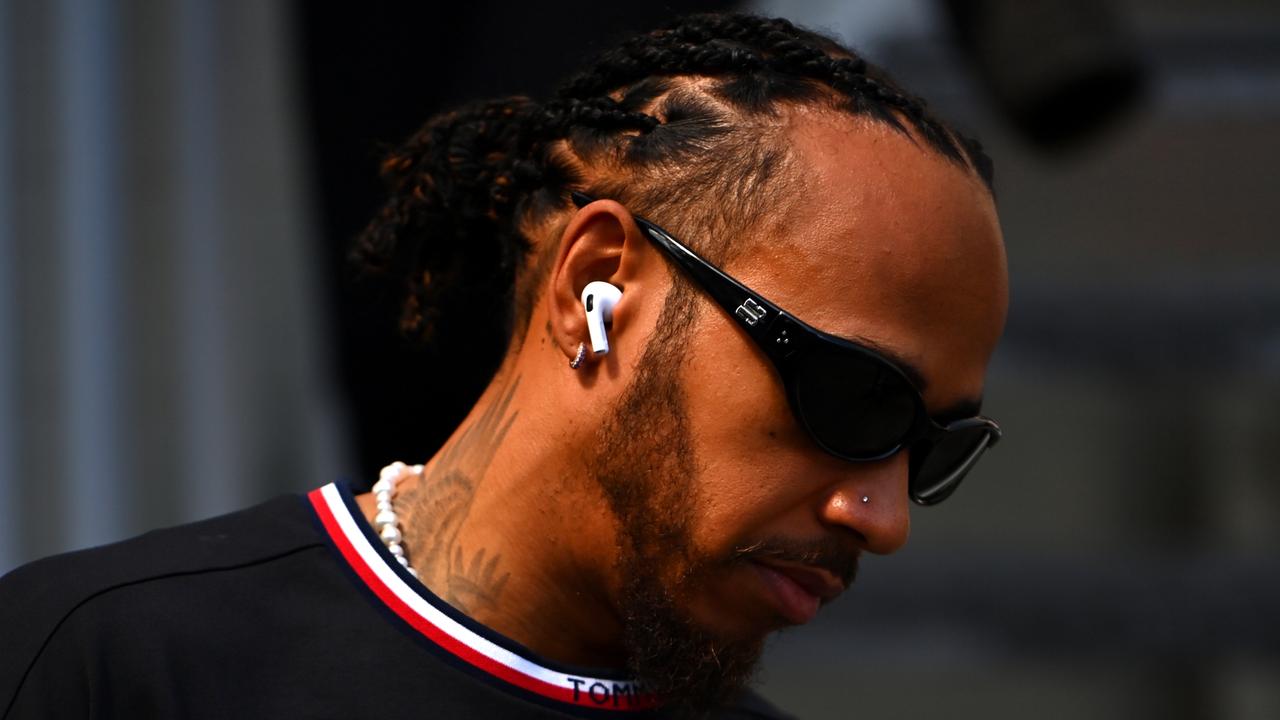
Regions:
[[0, 492, 324, 715], [0, 493, 321, 609]]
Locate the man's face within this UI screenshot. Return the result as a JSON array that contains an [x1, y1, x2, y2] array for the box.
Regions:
[[591, 111, 1008, 710]]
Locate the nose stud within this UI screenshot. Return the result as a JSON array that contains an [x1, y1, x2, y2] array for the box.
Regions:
[[861, 495, 870, 504]]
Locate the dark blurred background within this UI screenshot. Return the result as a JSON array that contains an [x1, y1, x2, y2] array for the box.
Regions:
[[1, 1, 1277, 718]]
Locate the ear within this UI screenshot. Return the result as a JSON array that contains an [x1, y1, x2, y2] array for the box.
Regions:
[[547, 198, 655, 368]]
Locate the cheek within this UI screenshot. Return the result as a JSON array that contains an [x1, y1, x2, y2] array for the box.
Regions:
[[675, 310, 818, 552]]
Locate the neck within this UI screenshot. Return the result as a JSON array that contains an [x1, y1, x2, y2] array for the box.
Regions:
[[356, 365, 628, 668]]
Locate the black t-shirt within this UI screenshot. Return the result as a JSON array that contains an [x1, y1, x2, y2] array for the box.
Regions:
[[0, 482, 791, 719]]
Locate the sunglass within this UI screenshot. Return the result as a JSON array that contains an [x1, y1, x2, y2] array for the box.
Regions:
[[571, 192, 1001, 505]]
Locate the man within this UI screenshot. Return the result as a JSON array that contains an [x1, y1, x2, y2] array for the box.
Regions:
[[0, 12, 1007, 719]]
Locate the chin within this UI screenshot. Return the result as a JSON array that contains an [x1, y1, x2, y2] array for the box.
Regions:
[[674, 564, 786, 645], [618, 565, 767, 714]]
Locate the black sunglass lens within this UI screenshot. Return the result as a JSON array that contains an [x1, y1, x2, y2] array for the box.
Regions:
[[794, 351, 918, 459], [910, 425, 993, 504]]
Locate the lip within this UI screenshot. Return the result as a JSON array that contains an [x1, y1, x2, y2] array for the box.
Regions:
[[750, 560, 846, 625]]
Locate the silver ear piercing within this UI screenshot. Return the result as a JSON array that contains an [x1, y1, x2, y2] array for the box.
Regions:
[[569, 342, 587, 370], [861, 495, 870, 504]]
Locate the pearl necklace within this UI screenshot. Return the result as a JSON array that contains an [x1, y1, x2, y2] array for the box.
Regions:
[[372, 461, 421, 578]]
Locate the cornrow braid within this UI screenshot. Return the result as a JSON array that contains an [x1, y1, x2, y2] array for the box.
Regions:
[[557, 14, 803, 98], [352, 94, 658, 344], [542, 96, 661, 136], [556, 13, 988, 177], [355, 11, 995, 372]]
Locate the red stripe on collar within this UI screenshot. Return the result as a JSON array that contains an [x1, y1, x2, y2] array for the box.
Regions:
[[307, 484, 657, 712]]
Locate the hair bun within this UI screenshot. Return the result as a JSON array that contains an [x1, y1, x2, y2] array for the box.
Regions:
[[353, 97, 542, 344]]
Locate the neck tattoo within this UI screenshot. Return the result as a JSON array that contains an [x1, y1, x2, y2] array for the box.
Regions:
[[372, 461, 422, 578]]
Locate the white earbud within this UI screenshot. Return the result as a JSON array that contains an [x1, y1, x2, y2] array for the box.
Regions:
[[581, 281, 622, 355]]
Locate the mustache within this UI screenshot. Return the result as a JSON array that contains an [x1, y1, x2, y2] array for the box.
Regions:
[[730, 535, 860, 587]]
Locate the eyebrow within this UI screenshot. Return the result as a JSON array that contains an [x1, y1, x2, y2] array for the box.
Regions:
[[847, 334, 985, 423]]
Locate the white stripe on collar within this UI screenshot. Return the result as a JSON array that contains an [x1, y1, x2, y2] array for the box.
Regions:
[[308, 482, 655, 711]]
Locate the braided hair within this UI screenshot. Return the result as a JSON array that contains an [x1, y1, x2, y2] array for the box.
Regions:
[[354, 12, 993, 362]]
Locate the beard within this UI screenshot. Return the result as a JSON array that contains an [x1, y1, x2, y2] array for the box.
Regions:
[[590, 281, 764, 718]]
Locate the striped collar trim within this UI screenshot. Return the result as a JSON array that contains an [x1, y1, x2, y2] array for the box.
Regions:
[[307, 482, 657, 712]]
